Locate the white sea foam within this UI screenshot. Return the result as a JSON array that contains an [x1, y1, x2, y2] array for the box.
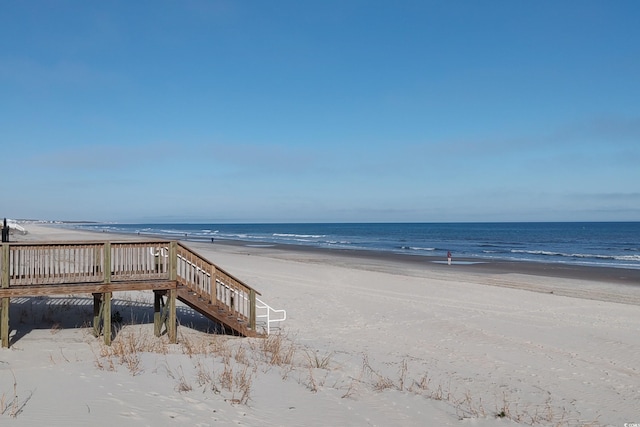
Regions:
[[614, 254, 640, 262], [511, 249, 640, 262], [512, 249, 562, 257], [273, 233, 326, 239]]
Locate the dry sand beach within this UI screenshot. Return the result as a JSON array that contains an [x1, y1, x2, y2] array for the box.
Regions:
[[1, 224, 639, 426]]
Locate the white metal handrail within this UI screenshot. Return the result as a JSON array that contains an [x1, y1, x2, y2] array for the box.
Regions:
[[256, 297, 286, 335]]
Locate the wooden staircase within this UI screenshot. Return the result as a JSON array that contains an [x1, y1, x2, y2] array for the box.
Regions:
[[175, 242, 263, 337], [1, 240, 268, 347]]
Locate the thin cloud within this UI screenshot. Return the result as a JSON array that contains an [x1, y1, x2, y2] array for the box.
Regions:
[[555, 116, 640, 143], [31, 142, 175, 171], [409, 115, 640, 159], [569, 192, 640, 201], [0, 58, 124, 89], [202, 142, 324, 175]]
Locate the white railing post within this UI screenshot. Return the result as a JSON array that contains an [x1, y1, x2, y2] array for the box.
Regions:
[[255, 297, 286, 335]]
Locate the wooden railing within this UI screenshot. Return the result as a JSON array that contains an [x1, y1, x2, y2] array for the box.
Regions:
[[1, 241, 176, 286], [1, 240, 262, 345], [5, 242, 105, 285], [175, 242, 259, 331]]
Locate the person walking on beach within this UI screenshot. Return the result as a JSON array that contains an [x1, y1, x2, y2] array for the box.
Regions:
[[447, 251, 452, 265]]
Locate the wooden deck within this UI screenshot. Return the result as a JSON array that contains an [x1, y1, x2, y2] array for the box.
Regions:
[[0, 240, 263, 348]]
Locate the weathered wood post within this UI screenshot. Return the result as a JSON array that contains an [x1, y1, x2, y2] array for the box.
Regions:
[[249, 289, 257, 333], [92, 291, 112, 345], [153, 243, 178, 340], [93, 293, 102, 337], [0, 297, 7, 348], [103, 242, 112, 345], [104, 241, 111, 284], [153, 290, 164, 337], [103, 292, 112, 345], [169, 242, 177, 282], [1, 243, 10, 347], [92, 242, 113, 345], [168, 241, 177, 343], [167, 288, 177, 343]]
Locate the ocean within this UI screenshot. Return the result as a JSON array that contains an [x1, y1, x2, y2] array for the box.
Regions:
[[68, 222, 640, 270]]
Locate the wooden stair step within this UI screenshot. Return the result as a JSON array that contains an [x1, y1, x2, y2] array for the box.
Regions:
[[176, 289, 255, 337]]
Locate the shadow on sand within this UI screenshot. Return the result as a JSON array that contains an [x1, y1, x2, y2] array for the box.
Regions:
[[7, 294, 226, 345]]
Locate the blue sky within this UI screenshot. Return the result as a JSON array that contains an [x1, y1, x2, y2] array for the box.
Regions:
[[2, 1, 639, 223]]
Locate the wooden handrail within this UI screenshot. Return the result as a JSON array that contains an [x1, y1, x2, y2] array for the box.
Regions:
[[2, 241, 176, 285], [175, 242, 260, 330]]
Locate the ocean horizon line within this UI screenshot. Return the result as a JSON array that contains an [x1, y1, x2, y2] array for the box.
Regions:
[[27, 219, 640, 225]]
